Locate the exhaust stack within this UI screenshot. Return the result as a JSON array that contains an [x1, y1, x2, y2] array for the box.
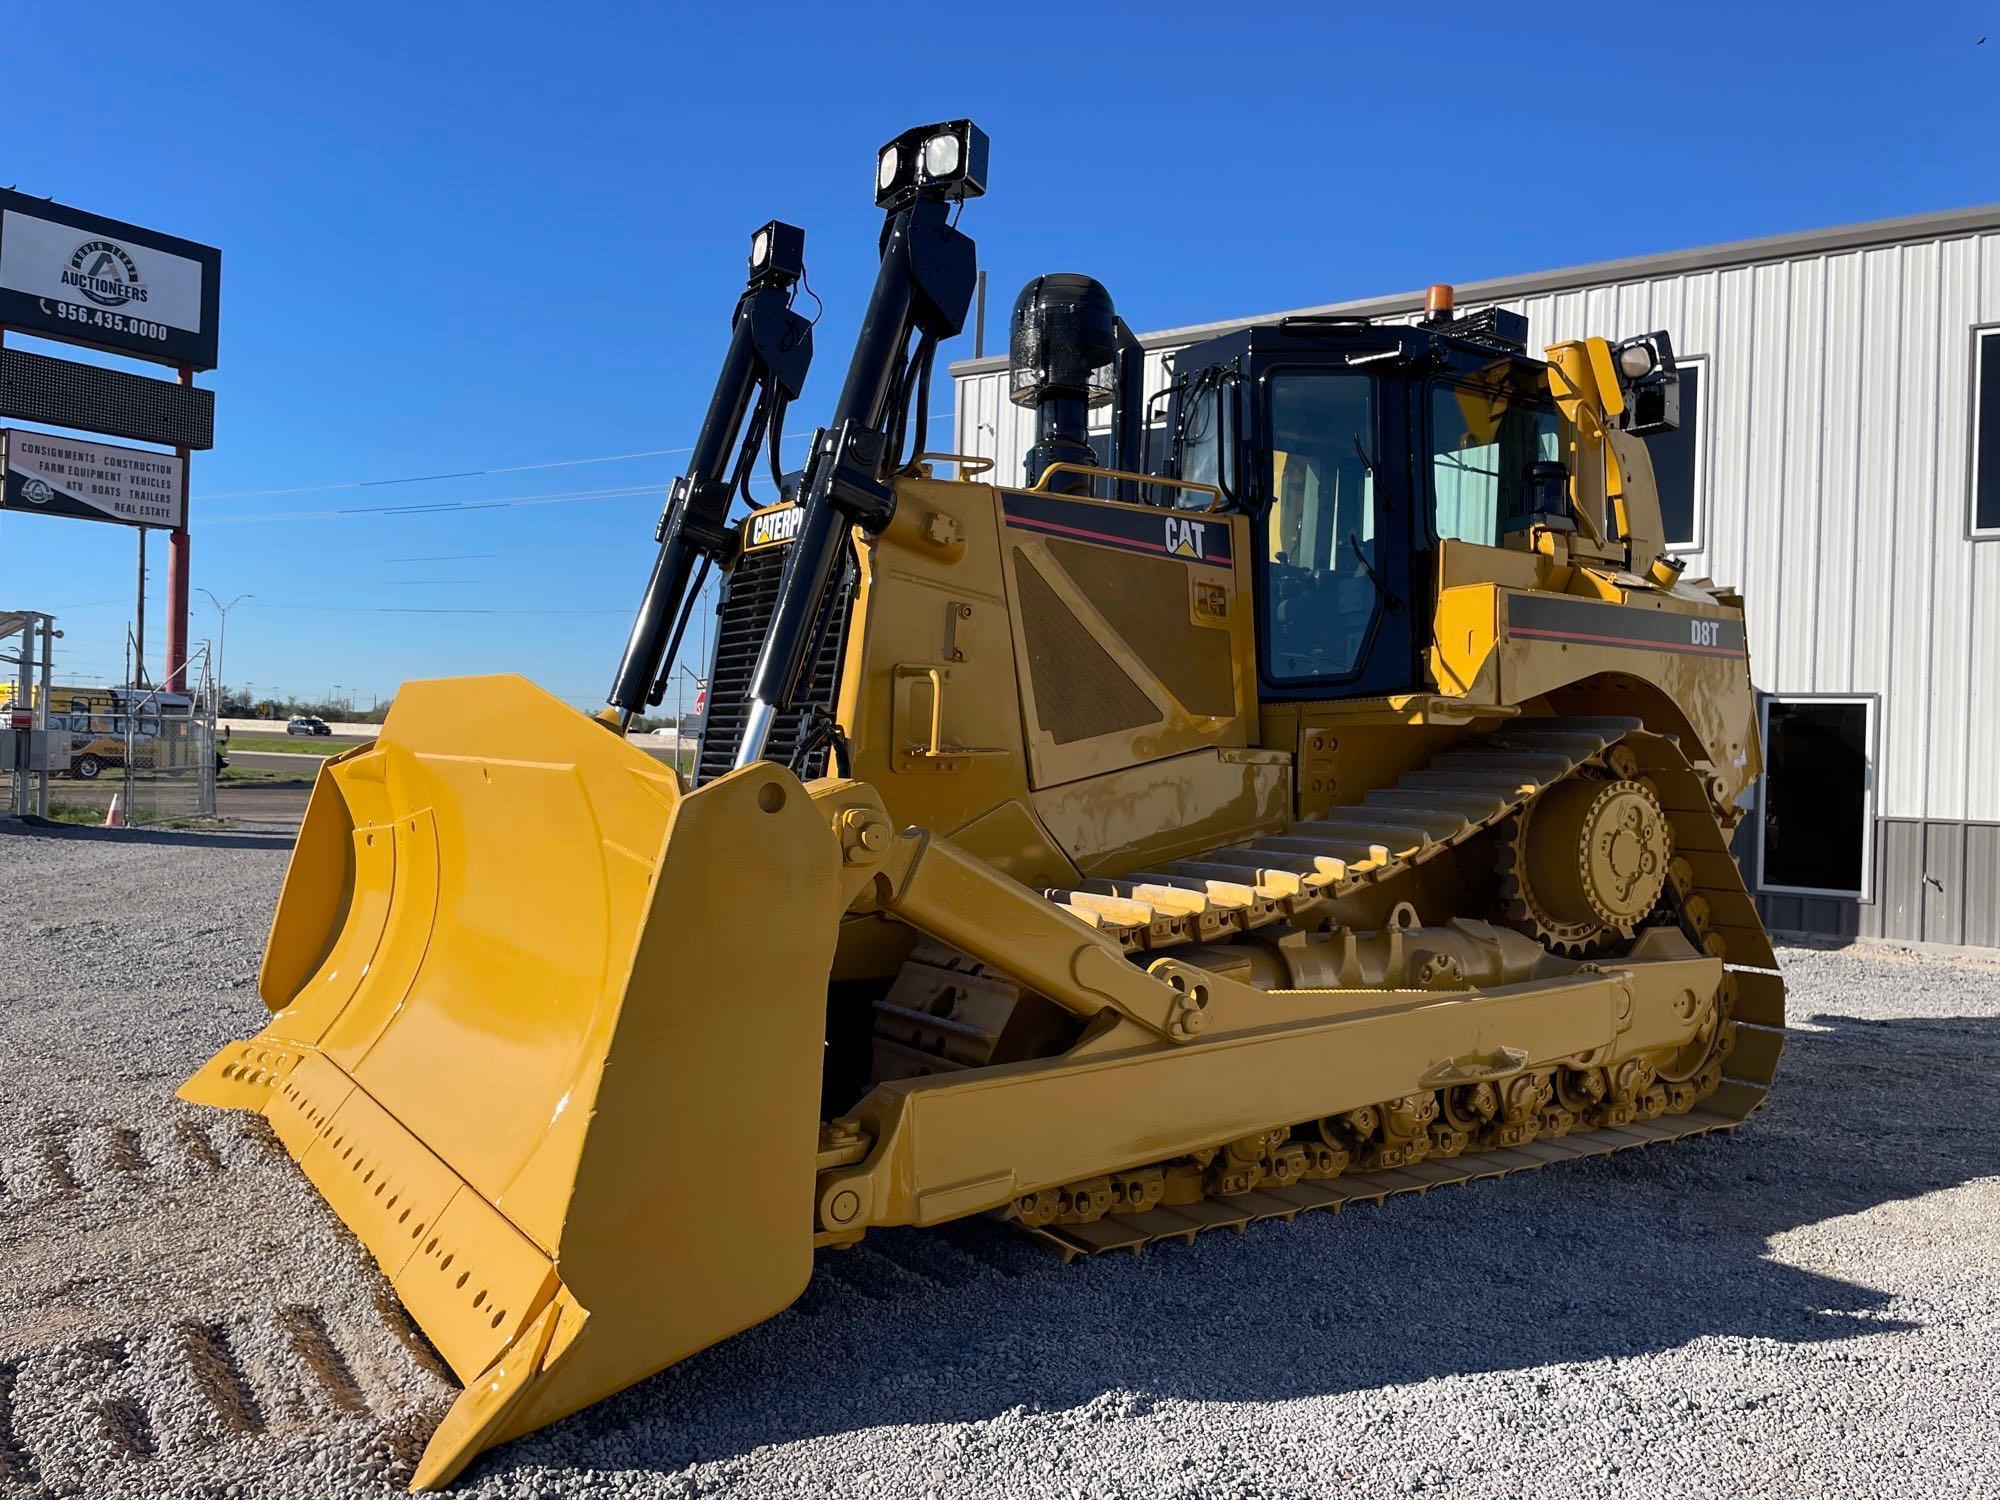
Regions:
[[1009, 274, 1118, 493]]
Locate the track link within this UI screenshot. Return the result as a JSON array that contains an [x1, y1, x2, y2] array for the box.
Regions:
[[1046, 716, 1647, 948], [1015, 715, 1785, 1260]]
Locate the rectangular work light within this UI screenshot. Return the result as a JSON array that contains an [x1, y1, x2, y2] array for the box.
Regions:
[[874, 120, 990, 212]]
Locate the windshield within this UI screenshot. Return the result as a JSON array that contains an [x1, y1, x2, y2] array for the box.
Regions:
[[1263, 372, 1382, 682], [1430, 384, 1561, 545]]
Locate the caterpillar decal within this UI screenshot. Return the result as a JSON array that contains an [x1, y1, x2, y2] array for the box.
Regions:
[[1002, 490, 1233, 570]]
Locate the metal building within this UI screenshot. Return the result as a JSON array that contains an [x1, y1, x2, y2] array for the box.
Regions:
[[952, 205, 2000, 949]]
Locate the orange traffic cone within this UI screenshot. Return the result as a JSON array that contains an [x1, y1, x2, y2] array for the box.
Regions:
[[103, 792, 125, 828]]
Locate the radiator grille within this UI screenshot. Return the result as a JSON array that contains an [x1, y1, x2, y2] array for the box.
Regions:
[[1046, 538, 1236, 718], [1014, 548, 1162, 745], [695, 537, 856, 784]]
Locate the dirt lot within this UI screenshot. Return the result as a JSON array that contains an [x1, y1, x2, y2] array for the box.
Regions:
[[1, 818, 1996, 1499]]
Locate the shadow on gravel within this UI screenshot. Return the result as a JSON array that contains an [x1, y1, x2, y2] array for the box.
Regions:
[[474, 1008, 1999, 1485], [0, 819, 294, 852]]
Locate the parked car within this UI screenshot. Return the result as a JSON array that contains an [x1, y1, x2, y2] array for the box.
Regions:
[[287, 715, 332, 736]]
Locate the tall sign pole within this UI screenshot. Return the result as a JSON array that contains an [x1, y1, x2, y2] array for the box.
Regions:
[[166, 362, 194, 687], [134, 528, 147, 684]]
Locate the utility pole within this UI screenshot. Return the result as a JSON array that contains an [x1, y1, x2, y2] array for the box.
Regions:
[[133, 531, 147, 687], [674, 663, 703, 766]]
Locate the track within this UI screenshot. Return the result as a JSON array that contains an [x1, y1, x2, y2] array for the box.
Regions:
[[1014, 715, 1786, 1259]]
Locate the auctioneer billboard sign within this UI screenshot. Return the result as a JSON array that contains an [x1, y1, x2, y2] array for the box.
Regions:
[[0, 189, 221, 370], [0, 428, 185, 530]]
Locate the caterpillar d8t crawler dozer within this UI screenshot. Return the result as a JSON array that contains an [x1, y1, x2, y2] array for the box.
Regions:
[[183, 120, 1784, 1487]]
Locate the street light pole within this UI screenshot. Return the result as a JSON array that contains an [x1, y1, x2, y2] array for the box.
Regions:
[[196, 590, 253, 704], [674, 663, 704, 769]]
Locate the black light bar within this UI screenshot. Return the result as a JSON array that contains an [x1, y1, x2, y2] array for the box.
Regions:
[[874, 120, 990, 212]]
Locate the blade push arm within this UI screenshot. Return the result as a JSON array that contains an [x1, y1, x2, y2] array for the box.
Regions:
[[605, 222, 814, 727], [731, 121, 986, 769]]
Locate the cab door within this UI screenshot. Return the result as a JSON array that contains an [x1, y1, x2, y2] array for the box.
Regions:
[[1249, 365, 1419, 701]]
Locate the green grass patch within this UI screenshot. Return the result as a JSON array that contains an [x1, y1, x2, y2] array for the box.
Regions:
[[227, 735, 347, 756], [42, 801, 108, 825], [218, 765, 317, 787]]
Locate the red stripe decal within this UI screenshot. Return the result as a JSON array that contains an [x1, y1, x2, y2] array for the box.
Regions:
[[1008, 514, 1170, 551], [1004, 511, 1231, 567]]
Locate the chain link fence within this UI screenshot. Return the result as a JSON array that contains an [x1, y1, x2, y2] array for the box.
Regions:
[[116, 647, 218, 826]]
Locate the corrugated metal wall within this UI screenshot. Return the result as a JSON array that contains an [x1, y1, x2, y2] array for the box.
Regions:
[[954, 221, 2000, 942], [1735, 819, 2000, 949]]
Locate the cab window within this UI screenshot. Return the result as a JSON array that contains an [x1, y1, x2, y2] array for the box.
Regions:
[[1263, 372, 1381, 681], [1430, 384, 1560, 545], [1173, 369, 1241, 511]]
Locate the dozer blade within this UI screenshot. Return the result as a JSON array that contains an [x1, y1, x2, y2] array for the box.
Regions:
[[180, 675, 843, 1488]]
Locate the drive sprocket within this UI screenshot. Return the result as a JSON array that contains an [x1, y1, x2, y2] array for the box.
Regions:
[[1499, 771, 1673, 956]]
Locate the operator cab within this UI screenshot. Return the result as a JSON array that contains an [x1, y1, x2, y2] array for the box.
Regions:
[[1155, 303, 1562, 701]]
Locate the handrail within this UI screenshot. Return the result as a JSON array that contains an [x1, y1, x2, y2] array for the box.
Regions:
[[1027, 462, 1224, 512], [910, 450, 995, 477]]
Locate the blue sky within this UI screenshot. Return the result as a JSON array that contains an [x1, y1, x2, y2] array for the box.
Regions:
[[1, 1, 1993, 711]]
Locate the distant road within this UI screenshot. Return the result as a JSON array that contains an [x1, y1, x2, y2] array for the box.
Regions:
[[221, 718, 695, 755], [220, 717, 380, 738], [229, 751, 331, 772], [225, 730, 373, 748], [228, 740, 685, 772]]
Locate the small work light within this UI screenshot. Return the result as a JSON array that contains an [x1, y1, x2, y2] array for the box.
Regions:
[[1612, 329, 1680, 436], [1615, 339, 1657, 380], [746, 220, 805, 290], [877, 144, 902, 195]]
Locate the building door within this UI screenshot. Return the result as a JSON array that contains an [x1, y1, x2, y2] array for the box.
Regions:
[[1757, 696, 1876, 900]]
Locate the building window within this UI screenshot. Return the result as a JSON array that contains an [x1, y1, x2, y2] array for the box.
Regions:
[[1974, 328, 2000, 538], [1757, 696, 1875, 900], [1639, 358, 1704, 551]]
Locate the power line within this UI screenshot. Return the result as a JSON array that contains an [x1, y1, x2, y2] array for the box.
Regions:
[[191, 412, 954, 506], [205, 482, 666, 526], [243, 602, 629, 616], [195, 447, 699, 502]]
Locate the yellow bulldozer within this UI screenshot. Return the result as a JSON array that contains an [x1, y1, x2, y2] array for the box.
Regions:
[[182, 120, 1783, 1488]]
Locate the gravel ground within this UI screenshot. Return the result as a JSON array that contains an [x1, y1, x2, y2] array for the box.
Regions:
[[2, 817, 1996, 1500]]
